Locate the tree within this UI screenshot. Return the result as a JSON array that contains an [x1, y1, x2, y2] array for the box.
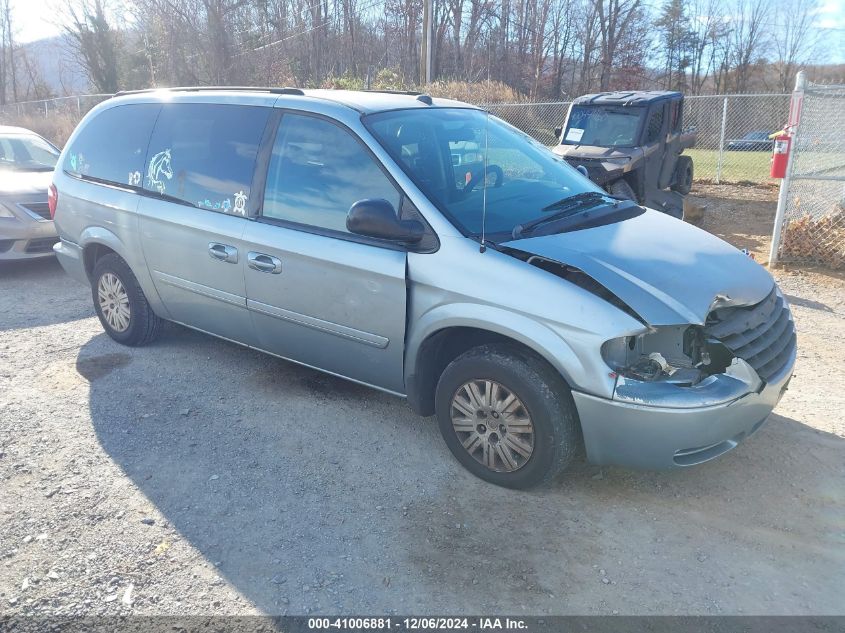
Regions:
[[729, 0, 769, 93], [64, 0, 121, 93], [595, 0, 643, 90], [772, 0, 819, 92]]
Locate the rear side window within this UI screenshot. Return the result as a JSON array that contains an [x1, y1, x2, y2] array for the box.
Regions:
[[645, 107, 664, 143], [262, 113, 400, 233], [143, 103, 271, 214], [64, 104, 160, 186]]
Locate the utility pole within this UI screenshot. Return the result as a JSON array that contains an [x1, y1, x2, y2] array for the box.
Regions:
[[420, 0, 433, 87]]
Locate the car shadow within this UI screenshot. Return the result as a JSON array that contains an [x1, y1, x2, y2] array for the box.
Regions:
[[0, 257, 92, 331], [80, 327, 845, 614]]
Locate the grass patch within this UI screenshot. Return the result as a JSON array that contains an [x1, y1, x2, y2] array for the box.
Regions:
[[685, 148, 774, 184]]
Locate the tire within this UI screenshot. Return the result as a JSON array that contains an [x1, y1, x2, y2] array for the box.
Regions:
[[608, 179, 637, 202], [672, 155, 693, 195], [91, 253, 162, 346], [435, 344, 580, 489]]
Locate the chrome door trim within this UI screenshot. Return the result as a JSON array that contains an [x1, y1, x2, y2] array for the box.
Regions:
[[246, 298, 389, 348], [153, 271, 246, 307]]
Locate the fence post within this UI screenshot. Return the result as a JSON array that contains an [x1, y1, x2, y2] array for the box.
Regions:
[[769, 71, 806, 267], [715, 97, 728, 183], [44, 101, 48, 118], [77, 97, 81, 116]]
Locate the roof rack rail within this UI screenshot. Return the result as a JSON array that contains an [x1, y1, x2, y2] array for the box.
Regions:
[[362, 89, 423, 96], [113, 86, 305, 98]]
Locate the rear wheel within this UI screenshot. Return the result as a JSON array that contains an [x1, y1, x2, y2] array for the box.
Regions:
[[435, 344, 580, 489], [91, 254, 162, 346], [608, 179, 637, 202], [672, 155, 693, 195]]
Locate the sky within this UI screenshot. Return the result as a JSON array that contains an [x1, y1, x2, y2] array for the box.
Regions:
[[11, 0, 845, 62]]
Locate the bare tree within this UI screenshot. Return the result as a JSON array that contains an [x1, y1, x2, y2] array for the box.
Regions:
[[772, 0, 819, 92], [595, 0, 643, 90], [729, 0, 769, 93]]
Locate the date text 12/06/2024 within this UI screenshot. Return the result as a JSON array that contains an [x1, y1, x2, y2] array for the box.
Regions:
[[307, 617, 529, 631]]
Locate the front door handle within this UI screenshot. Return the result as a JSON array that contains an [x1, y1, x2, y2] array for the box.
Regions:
[[209, 242, 238, 264], [247, 251, 282, 274]]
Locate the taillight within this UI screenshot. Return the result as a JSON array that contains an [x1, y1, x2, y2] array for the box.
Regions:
[[48, 183, 58, 219]]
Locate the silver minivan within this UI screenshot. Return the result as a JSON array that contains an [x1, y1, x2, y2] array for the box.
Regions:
[[52, 88, 796, 488]]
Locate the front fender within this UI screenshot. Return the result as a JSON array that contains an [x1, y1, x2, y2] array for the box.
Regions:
[[405, 302, 587, 392]]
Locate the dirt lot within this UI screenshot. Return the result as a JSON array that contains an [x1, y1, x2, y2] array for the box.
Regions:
[[1, 184, 844, 617]]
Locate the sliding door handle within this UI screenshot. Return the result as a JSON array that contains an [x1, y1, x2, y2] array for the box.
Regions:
[[208, 242, 238, 263], [247, 252, 282, 274]]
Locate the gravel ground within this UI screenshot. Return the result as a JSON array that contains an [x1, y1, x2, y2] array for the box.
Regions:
[[1, 196, 844, 616]]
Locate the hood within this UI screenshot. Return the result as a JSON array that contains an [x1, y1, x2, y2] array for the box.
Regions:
[[552, 144, 639, 161], [0, 170, 53, 196], [503, 209, 774, 326]]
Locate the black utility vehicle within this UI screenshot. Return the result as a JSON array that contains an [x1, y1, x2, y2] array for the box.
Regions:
[[553, 91, 696, 218]]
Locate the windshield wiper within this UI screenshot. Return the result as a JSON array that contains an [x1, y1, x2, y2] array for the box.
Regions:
[[512, 191, 614, 239], [540, 190, 606, 212]]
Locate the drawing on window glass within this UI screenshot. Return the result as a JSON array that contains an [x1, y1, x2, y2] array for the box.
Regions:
[[128, 171, 141, 186], [146, 149, 173, 194], [233, 190, 247, 216], [69, 153, 78, 171]]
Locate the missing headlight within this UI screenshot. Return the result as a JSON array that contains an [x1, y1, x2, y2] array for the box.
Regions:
[[602, 325, 735, 386]]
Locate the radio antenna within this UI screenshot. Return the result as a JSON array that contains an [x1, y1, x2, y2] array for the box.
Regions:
[[479, 108, 490, 253]]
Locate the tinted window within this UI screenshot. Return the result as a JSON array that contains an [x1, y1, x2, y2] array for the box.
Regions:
[[645, 107, 664, 143], [670, 101, 681, 132], [262, 114, 400, 233], [64, 104, 160, 186], [144, 103, 271, 214]]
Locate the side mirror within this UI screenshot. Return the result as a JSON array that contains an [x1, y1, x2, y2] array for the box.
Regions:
[[576, 165, 589, 178], [554, 126, 563, 140], [346, 198, 425, 244]]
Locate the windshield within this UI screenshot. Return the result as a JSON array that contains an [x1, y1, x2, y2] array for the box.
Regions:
[[365, 108, 607, 238], [0, 134, 59, 171], [562, 105, 642, 147]]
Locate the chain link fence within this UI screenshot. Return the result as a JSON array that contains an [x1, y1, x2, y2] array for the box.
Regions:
[[0, 94, 112, 120], [0, 94, 112, 147], [487, 94, 790, 184], [775, 83, 845, 269]]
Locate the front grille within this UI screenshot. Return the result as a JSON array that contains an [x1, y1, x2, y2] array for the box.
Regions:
[[25, 237, 57, 254], [20, 202, 52, 220], [705, 287, 796, 382]]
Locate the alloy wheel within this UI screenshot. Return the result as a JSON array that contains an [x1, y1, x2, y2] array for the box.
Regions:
[[450, 379, 535, 472], [97, 272, 131, 333]]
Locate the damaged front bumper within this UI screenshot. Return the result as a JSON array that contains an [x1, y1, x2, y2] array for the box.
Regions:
[[571, 345, 796, 469]]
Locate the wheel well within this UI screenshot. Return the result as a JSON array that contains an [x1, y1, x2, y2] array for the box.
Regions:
[[407, 327, 562, 417], [82, 243, 118, 281]]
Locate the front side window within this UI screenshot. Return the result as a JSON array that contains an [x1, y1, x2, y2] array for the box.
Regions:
[[64, 104, 160, 186], [366, 108, 608, 239], [0, 134, 59, 171], [562, 105, 642, 147], [143, 103, 271, 213], [262, 114, 400, 233]]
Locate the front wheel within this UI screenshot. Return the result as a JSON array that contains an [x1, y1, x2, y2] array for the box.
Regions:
[[435, 344, 580, 489], [91, 253, 162, 346], [608, 179, 637, 202]]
